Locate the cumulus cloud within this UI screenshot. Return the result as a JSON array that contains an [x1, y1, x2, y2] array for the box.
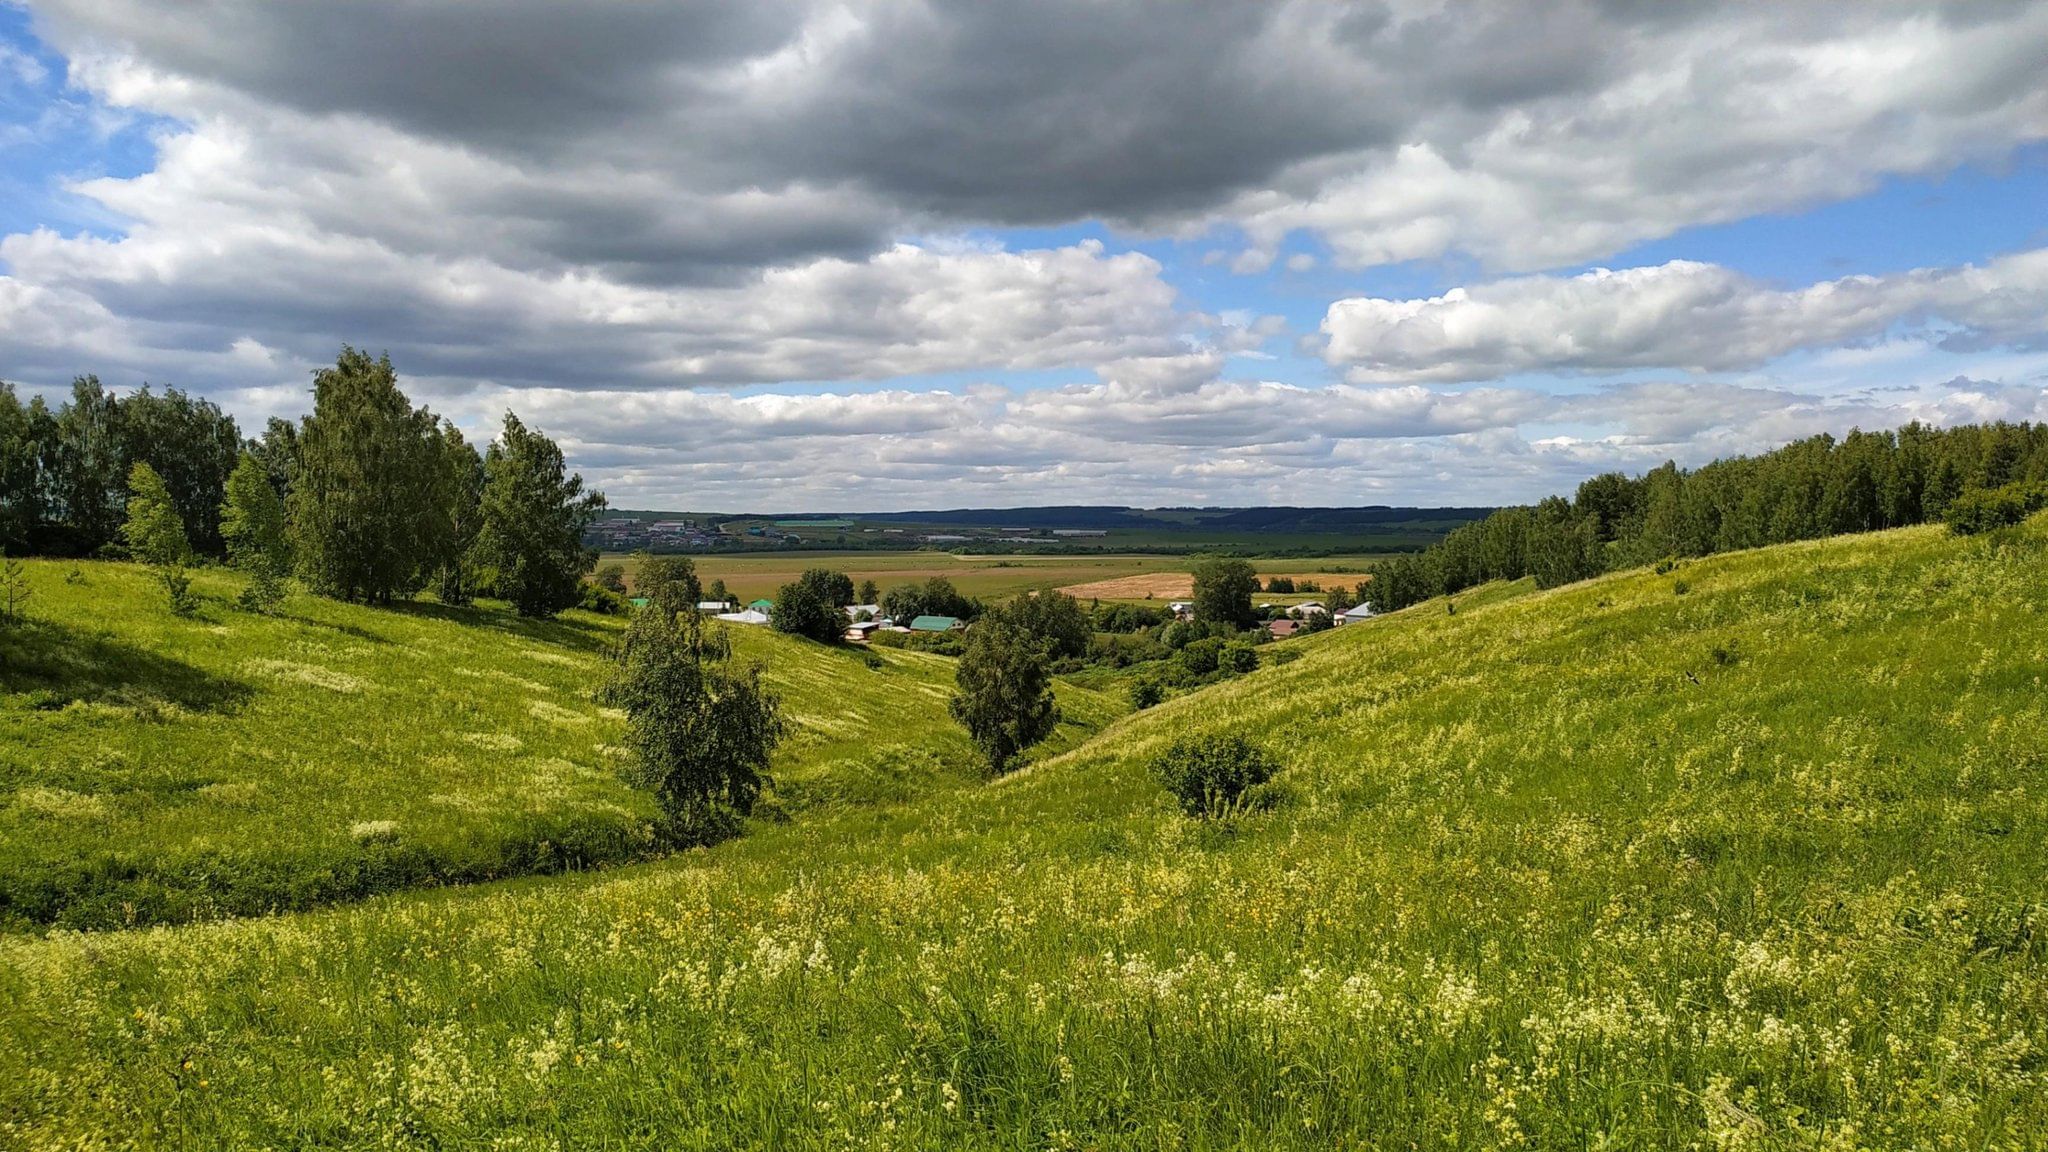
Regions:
[[1323, 249, 2048, 383], [376, 364, 2046, 509]]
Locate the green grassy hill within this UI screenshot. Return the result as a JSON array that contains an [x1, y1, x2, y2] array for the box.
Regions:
[[0, 561, 1120, 929], [5, 522, 2046, 1148]]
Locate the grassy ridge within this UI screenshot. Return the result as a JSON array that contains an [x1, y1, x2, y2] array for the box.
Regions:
[[4, 521, 2043, 1147], [0, 561, 1120, 929]]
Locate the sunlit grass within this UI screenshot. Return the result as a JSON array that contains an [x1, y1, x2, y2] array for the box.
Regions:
[[0, 561, 1119, 929], [4, 521, 2045, 1147]]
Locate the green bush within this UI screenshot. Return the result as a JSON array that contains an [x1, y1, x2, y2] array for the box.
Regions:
[[1177, 636, 1224, 676], [1128, 678, 1163, 710], [1151, 733, 1280, 818], [1218, 640, 1259, 676], [1945, 481, 2048, 535]]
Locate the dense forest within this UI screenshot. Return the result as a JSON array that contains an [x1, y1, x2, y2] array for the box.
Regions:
[[1366, 422, 2048, 610]]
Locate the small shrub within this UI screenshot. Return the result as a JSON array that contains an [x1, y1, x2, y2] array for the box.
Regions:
[[1177, 636, 1224, 676], [1654, 558, 1677, 575], [1268, 648, 1303, 667], [1152, 733, 1280, 818], [0, 551, 30, 627], [1673, 579, 1691, 596], [1218, 640, 1259, 676], [1129, 678, 1163, 710]]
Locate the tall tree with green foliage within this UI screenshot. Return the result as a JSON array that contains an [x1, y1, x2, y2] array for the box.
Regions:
[[428, 423, 486, 606], [51, 376, 126, 556], [0, 384, 45, 554], [989, 588, 1091, 660], [604, 605, 783, 846], [121, 384, 241, 557], [123, 462, 196, 614], [635, 553, 702, 618], [219, 453, 290, 612], [474, 413, 606, 618], [1190, 555, 1259, 630], [950, 618, 1061, 774], [288, 348, 450, 604], [769, 577, 842, 642]]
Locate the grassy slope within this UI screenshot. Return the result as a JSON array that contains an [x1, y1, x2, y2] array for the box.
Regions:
[[4, 523, 2046, 1148], [0, 561, 1119, 929]]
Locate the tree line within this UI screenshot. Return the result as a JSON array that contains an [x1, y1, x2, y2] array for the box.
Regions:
[[0, 347, 604, 617], [1366, 421, 2048, 611]]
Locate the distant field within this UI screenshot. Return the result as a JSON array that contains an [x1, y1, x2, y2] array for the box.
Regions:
[[613, 550, 1387, 602]]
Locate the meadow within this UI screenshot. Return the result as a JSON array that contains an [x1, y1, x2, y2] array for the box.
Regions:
[[5, 519, 2045, 1147], [621, 550, 1382, 604], [0, 561, 1119, 930]]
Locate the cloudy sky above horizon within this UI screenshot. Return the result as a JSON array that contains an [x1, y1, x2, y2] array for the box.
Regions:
[[1, 1, 2046, 511]]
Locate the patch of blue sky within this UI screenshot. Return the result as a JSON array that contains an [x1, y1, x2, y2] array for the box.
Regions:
[[0, 8, 176, 242], [1586, 142, 2048, 285]]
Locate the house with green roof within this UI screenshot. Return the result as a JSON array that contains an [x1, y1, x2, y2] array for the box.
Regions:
[[908, 614, 962, 632], [748, 598, 775, 611]]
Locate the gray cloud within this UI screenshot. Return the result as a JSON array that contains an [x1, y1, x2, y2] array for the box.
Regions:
[[27, 1, 2048, 277]]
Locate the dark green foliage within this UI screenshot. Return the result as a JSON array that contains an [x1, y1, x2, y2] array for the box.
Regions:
[[988, 588, 1091, 659], [1177, 636, 1224, 676], [1367, 420, 2048, 611], [857, 579, 879, 604], [249, 416, 299, 500], [288, 349, 453, 604], [0, 385, 44, 554], [474, 413, 605, 618], [1264, 575, 1296, 593], [219, 453, 290, 612], [868, 628, 964, 656], [578, 583, 629, 615], [605, 608, 784, 847], [1190, 555, 1259, 628], [1092, 603, 1169, 633], [1944, 481, 2048, 535], [1151, 733, 1280, 818], [429, 423, 486, 607], [706, 577, 730, 603], [594, 564, 628, 594], [770, 577, 843, 643], [949, 618, 1060, 773], [795, 567, 856, 608], [119, 384, 242, 557], [1128, 677, 1163, 709], [881, 576, 982, 622], [123, 462, 196, 615], [1218, 640, 1260, 676]]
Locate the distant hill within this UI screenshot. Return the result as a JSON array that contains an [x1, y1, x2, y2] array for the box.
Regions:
[[604, 504, 1492, 532]]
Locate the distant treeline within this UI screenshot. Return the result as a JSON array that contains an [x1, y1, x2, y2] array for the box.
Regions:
[[1368, 422, 2048, 611], [0, 348, 603, 615]]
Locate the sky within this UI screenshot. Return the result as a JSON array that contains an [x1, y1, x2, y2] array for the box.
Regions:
[[1, 2, 2045, 511]]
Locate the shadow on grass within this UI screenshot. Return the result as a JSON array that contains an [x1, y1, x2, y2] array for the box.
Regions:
[[0, 620, 253, 712], [274, 611, 396, 646], [384, 599, 617, 655]]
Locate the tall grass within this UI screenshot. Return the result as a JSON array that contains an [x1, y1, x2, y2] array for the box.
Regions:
[[3, 521, 2045, 1147]]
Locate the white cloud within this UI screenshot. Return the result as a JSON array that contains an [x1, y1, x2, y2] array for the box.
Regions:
[[1323, 249, 2048, 383]]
